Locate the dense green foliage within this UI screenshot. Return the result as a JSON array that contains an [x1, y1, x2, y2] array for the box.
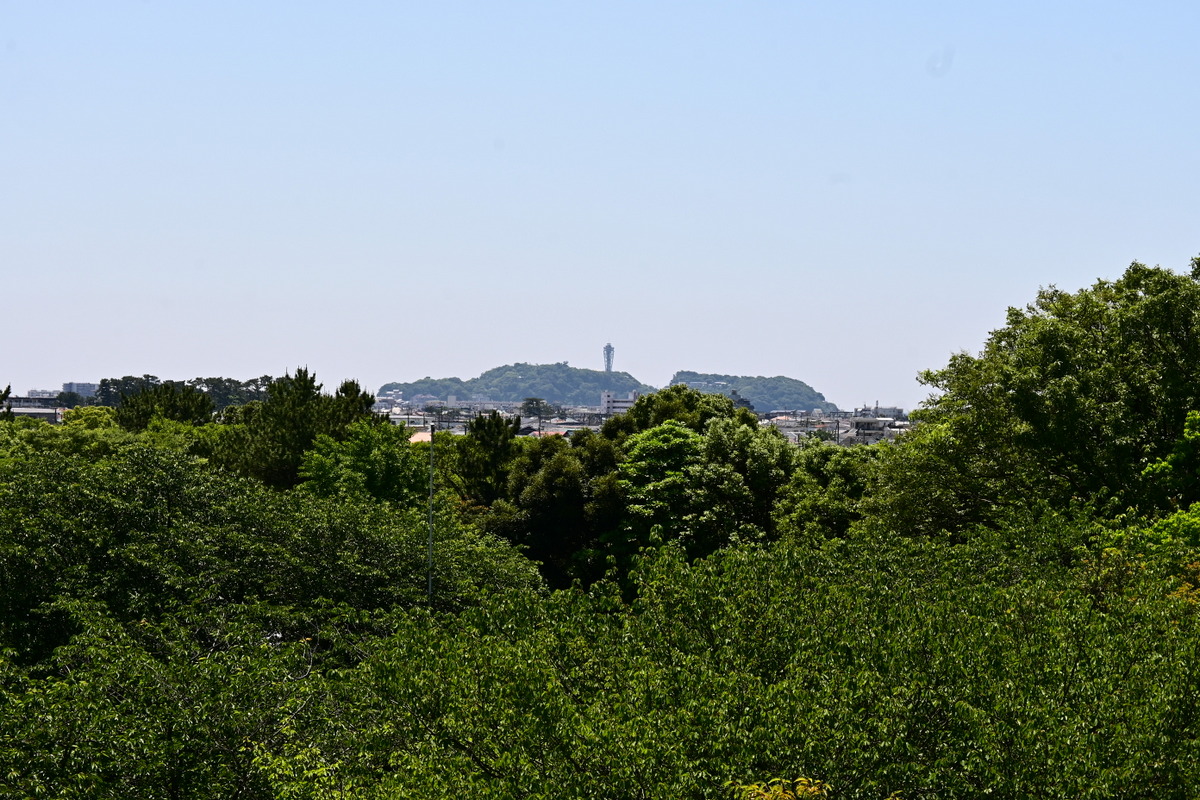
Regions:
[[671, 371, 838, 413], [97, 374, 274, 411], [7, 261, 1200, 797], [95, 374, 162, 407], [601, 383, 760, 442], [299, 420, 427, 506], [451, 411, 522, 507], [331, 535, 1200, 799], [870, 261, 1200, 539], [114, 380, 215, 431], [380, 362, 657, 406], [213, 368, 378, 489]]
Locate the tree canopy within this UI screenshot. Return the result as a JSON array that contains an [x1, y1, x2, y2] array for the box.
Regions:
[[214, 368, 378, 489], [9, 257, 1200, 797], [114, 380, 214, 431], [876, 260, 1200, 537]]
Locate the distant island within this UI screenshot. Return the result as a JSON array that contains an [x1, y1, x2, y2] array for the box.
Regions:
[[379, 363, 838, 411], [669, 371, 837, 413], [379, 363, 655, 407]]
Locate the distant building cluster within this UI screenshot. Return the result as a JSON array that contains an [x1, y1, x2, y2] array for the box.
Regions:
[[23, 382, 98, 399], [762, 406, 910, 445], [4, 381, 97, 423], [374, 387, 907, 447], [8, 374, 907, 447]]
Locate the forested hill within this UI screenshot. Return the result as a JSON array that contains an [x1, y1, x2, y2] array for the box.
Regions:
[[670, 370, 838, 412], [379, 362, 656, 406]]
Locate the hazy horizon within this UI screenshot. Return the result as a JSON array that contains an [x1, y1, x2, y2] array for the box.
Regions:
[[5, 3, 1198, 411]]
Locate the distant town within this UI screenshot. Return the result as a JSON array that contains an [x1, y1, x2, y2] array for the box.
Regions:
[[7, 380, 909, 447], [5, 341, 913, 444]]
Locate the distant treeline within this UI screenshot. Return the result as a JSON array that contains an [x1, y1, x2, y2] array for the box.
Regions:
[[85, 365, 838, 417], [379, 362, 839, 411], [669, 370, 837, 413], [89, 375, 276, 410]]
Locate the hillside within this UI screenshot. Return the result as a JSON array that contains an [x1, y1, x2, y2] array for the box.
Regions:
[[379, 362, 655, 407], [669, 370, 837, 412]]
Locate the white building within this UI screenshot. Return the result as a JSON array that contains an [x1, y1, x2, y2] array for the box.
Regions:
[[597, 391, 638, 417], [600, 390, 640, 416], [848, 415, 909, 445]]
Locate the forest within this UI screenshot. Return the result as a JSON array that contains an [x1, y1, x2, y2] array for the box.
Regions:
[[377, 362, 656, 407], [667, 372, 836, 413], [4, 260, 1200, 799]]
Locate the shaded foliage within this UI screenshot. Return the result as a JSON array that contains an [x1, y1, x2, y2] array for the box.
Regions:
[[601, 383, 758, 444], [186, 375, 274, 410], [451, 411, 522, 507], [0, 445, 539, 663], [874, 260, 1200, 537], [775, 439, 877, 541], [214, 368, 378, 489], [300, 419, 426, 506], [115, 380, 214, 431], [96, 374, 161, 407]]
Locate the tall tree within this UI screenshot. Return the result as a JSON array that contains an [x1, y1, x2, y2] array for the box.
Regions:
[[114, 381, 214, 431], [96, 375, 160, 407], [299, 419, 426, 506], [214, 368, 378, 489], [519, 397, 553, 429], [600, 384, 756, 444], [875, 259, 1200, 536], [774, 438, 878, 541], [186, 376, 275, 411], [452, 411, 521, 506], [489, 434, 603, 587], [55, 391, 87, 409]]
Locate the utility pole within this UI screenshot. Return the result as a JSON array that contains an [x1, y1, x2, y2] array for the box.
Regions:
[[427, 411, 435, 601]]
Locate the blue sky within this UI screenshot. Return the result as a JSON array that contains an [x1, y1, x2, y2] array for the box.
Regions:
[[3, 2, 1198, 411]]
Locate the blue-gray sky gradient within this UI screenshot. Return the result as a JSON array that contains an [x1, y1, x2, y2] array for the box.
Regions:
[[4, 2, 1198, 410]]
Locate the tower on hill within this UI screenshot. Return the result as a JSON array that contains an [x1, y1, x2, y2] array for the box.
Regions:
[[603, 343, 614, 372]]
